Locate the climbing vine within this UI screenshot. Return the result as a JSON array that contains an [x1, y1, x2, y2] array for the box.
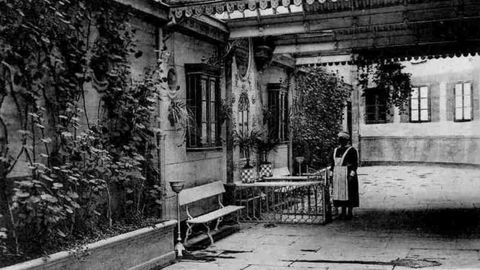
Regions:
[[0, 0, 164, 264]]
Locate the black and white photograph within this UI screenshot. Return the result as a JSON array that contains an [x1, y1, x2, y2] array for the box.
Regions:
[[1, 0, 480, 269]]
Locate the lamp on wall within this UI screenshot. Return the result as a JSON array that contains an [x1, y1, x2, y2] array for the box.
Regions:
[[169, 180, 185, 257]]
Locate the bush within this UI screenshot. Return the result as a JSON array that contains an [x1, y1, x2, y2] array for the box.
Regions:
[[290, 67, 351, 169]]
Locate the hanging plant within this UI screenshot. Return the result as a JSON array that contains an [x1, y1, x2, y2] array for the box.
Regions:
[[218, 98, 233, 125], [167, 97, 193, 131]]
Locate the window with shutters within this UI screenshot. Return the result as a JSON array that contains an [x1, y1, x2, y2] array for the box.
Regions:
[[365, 88, 388, 124], [410, 86, 430, 122], [454, 82, 473, 122], [267, 83, 288, 142], [185, 64, 221, 149]]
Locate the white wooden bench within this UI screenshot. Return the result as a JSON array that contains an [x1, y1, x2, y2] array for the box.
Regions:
[[179, 181, 244, 245]]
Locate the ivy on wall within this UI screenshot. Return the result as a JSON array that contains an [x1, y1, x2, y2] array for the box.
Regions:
[[0, 0, 165, 264]]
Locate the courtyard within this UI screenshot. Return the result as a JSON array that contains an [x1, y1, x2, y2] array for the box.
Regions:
[[164, 165, 480, 270], [1, 1, 480, 269]]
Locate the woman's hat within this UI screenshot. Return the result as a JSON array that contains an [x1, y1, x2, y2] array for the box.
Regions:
[[337, 131, 350, 139]]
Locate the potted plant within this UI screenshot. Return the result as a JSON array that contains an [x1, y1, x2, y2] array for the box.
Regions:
[[168, 97, 193, 130], [233, 129, 262, 183], [256, 136, 279, 178]]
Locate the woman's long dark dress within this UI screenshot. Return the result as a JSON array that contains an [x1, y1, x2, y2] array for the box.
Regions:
[[331, 145, 359, 208]]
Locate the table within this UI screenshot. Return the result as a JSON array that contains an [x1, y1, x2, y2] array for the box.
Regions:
[[262, 176, 311, 182]]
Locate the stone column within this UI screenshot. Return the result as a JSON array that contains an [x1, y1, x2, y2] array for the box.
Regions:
[[224, 54, 236, 205], [350, 65, 362, 162]]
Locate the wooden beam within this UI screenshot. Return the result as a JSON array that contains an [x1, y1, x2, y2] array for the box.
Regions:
[[295, 55, 352, 65], [228, 1, 480, 38], [114, 0, 169, 22]]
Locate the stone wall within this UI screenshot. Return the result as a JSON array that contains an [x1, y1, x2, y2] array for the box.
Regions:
[[161, 31, 226, 220], [358, 56, 480, 166]]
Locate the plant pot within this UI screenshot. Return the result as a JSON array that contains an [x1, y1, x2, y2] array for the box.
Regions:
[[241, 167, 256, 183], [259, 162, 273, 178], [3, 220, 177, 270]]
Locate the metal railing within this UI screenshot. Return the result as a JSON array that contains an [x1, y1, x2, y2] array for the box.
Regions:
[[234, 172, 332, 224]]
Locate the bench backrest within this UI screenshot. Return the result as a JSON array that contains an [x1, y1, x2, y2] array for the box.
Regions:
[[179, 181, 225, 206]]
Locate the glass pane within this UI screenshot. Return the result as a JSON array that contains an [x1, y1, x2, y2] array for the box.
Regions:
[[420, 110, 429, 121], [464, 107, 472, 120], [201, 80, 207, 101], [464, 82, 472, 96], [455, 108, 463, 120], [202, 101, 206, 122], [211, 102, 215, 122], [464, 95, 471, 107], [411, 99, 419, 110], [411, 110, 419, 121], [211, 124, 216, 143], [411, 87, 418, 98], [455, 84, 463, 96], [210, 80, 216, 102], [420, 87, 428, 98], [455, 95, 463, 107], [420, 98, 428, 109], [201, 123, 207, 144]]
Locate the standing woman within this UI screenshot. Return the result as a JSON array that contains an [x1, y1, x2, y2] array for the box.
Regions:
[[330, 131, 359, 219]]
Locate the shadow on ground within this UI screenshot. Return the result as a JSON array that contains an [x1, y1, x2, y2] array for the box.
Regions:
[[338, 208, 480, 238]]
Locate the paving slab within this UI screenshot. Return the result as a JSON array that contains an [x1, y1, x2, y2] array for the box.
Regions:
[[163, 165, 480, 270]]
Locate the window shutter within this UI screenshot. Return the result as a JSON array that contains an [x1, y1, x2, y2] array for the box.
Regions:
[[430, 85, 440, 122], [474, 83, 479, 120], [446, 83, 454, 121]]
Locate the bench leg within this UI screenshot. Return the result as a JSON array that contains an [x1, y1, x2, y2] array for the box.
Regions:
[[203, 222, 214, 245], [215, 217, 223, 231], [184, 223, 193, 245]]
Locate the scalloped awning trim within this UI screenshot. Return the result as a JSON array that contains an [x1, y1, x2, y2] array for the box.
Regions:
[[168, 0, 346, 18]]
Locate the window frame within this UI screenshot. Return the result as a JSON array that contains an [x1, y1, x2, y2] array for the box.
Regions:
[[364, 88, 388, 124], [409, 85, 431, 123], [267, 83, 289, 143], [185, 64, 221, 151], [454, 81, 474, 122]]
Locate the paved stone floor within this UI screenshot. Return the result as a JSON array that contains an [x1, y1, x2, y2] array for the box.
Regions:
[[164, 165, 480, 270]]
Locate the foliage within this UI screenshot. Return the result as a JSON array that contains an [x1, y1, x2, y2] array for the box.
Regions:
[[219, 98, 233, 125], [357, 59, 412, 112], [0, 0, 165, 262], [167, 97, 193, 131], [290, 67, 351, 168], [256, 135, 279, 163], [233, 129, 262, 167], [262, 106, 275, 126]]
